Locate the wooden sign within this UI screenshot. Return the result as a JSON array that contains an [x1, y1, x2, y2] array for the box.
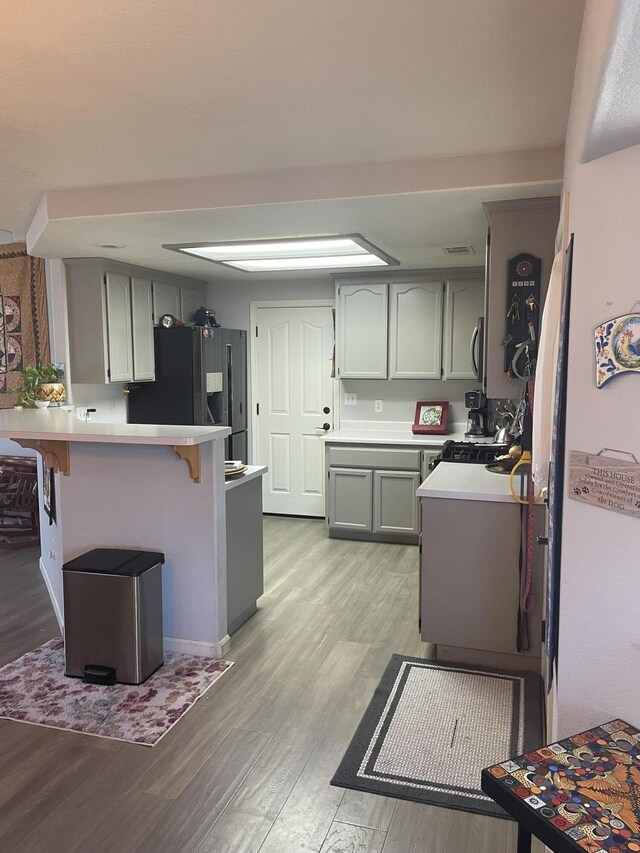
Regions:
[[568, 449, 640, 519]]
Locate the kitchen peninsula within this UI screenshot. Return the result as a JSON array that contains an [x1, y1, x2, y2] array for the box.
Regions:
[[0, 409, 232, 658]]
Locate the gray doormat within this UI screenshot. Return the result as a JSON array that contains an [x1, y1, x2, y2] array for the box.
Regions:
[[331, 655, 543, 819]]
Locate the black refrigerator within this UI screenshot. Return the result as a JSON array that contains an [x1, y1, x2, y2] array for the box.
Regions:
[[127, 326, 248, 461]]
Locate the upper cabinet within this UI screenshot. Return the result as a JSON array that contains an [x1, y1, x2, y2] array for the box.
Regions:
[[152, 281, 206, 325], [335, 270, 483, 381], [181, 286, 206, 325], [130, 277, 155, 382], [65, 258, 206, 384], [442, 279, 485, 380], [389, 281, 443, 379], [152, 282, 181, 324], [337, 282, 388, 379], [104, 273, 134, 382], [483, 198, 560, 398]]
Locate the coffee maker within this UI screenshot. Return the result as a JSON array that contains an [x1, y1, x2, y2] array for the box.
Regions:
[[464, 390, 488, 437]]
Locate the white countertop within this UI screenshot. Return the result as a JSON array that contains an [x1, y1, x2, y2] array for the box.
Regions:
[[225, 464, 268, 491], [0, 408, 230, 446], [325, 425, 496, 447], [417, 461, 532, 503]]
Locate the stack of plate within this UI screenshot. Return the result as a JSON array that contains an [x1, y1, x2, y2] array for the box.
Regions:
[[225, 460, 247, 477]]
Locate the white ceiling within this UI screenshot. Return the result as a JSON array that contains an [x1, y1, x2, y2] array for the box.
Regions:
[[1, 0, 585, 280]]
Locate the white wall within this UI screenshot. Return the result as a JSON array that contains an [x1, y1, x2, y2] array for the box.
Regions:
[[206, 276, 334, 330], [554, 143, 640, 736], [549, 0, 640, 739]]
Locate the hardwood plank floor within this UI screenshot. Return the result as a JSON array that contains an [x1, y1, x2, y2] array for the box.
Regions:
[[0, 520, 541, 852]]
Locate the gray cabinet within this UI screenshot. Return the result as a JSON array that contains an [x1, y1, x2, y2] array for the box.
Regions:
[[442, 278, 485, 380], [104, 272, 134, 382], [65, 258, 206, 384], [389, 281, 443, 379], [130, 277, 155, 381], [152, 282, 181, 324], [373, 470, 420, 536], [180, 286, 205, 325], [335, 269, 484, 380], [328, 467, 372, 532], [153, 280, 206, 325], [420, 495, 544, 672], [66, 264, 147, 384], [326, 443, 434, 543], [226, 473, 265, 634], [336, 282, 388, 379]]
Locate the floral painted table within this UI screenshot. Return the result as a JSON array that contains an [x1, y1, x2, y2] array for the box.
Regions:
[[481, 719, 640, 853]]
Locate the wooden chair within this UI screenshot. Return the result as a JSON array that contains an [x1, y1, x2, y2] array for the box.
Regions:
[[0, 470, 40, 546]]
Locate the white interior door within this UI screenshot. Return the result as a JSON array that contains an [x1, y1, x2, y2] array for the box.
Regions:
[[255, 305, 334, 516]]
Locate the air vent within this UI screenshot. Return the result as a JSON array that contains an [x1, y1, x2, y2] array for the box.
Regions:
[[442, 245, 475, 256]]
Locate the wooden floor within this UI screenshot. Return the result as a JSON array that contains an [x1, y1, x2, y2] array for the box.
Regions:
[[0, 517, 536, 853]]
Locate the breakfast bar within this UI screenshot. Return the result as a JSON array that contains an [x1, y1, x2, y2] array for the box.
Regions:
[[0, 409, 232, 658]]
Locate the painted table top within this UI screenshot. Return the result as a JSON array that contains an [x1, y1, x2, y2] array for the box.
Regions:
[[481, 719, 640, 852]]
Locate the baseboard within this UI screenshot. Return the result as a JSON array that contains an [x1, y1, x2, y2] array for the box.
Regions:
[[437, 644, 542, 674], [163, 634, 232, 659], [39, 557, 64, 633]]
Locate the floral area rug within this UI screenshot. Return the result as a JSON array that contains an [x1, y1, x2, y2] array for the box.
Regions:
[[0, 637, 233, 746]]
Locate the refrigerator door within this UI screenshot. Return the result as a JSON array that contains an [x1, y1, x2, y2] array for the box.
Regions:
[[226, 329, 247, 434], [226, 430, 248, 463], [128, 327, 198, 425], [127, 326, 245, 431]]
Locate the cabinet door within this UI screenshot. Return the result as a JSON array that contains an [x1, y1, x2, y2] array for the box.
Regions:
[[442, 279, 485, 380], [336, 283, 388, 379], [104, 273, 133, 382], [180, 285, 205, 324], [389, 281, 443, 379], [131, 277, 155, 381], [373, 470, 420, 537], [328, 468, 372, 531], [152, 282, 181, 324]]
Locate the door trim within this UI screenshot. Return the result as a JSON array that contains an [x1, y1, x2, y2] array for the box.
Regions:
[[249, 298, 337, 470]]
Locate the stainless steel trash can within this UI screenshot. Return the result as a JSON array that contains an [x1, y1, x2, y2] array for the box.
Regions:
[[63, 548, 165, 685]]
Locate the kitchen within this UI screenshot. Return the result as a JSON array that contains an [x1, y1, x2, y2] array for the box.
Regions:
[[2, 0, 640, 849], [0, 192, 559, 671]]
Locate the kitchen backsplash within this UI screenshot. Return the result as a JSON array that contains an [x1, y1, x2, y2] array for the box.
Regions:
[[70, 383, 128, 423], [340, 379, 481, 427]]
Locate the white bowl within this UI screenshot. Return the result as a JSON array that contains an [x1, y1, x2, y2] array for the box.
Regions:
[[34, 400, 50, 409]]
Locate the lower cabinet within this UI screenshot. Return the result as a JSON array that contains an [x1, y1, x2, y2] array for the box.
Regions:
[[373, 470, 420, 536], [328, 468, 372, 532], [326, 444, 433, 543]]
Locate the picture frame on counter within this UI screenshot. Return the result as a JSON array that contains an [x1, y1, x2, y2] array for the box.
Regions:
[[412, 400, 449, 434]]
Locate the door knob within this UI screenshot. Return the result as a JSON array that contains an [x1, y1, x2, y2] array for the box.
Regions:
[[323, 406, 331, 414], [315, 423, 331, 431]]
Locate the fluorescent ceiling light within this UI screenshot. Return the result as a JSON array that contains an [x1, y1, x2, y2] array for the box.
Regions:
[[163, 234, 398, 271], [224, 254, 389, 272]]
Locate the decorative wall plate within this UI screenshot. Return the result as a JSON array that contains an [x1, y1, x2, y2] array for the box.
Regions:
[[595, 313, 640, 388]]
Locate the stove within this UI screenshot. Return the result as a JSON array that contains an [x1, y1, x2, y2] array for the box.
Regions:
[[429, 440, 508, 470]]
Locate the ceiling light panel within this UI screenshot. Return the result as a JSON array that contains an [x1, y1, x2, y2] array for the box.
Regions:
[[224, 254, 389, 272], [163, 234, 398, 271]]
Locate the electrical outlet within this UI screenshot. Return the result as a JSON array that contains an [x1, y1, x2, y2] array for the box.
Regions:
[[375, 399, 383, 413], [344, 393, 357, 406]]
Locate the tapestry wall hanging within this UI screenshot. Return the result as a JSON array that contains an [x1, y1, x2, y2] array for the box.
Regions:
[[0, 243, 50, 408]]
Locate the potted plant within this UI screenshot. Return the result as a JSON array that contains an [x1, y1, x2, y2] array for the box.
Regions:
[[16, 363, 65, 408]]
